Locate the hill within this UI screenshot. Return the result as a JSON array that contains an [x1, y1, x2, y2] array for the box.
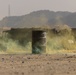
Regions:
[[0, 10, 76, 28]]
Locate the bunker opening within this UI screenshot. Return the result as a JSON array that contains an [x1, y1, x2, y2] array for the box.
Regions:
[[32, 30, 46, 54]]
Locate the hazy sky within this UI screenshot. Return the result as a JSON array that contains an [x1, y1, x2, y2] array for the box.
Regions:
[[0, 0, 76, 20]]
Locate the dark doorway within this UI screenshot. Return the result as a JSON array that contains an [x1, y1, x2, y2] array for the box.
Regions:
[[32, 30, 46, 54]]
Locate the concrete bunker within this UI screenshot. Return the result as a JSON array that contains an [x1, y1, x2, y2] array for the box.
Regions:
[[4, 28, 47, 54]]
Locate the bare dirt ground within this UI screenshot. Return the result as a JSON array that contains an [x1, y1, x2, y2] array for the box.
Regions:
[[0, 54, 76, 75]]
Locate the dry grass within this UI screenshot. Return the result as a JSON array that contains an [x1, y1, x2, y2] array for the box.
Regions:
[[46, 30, 76, 54]]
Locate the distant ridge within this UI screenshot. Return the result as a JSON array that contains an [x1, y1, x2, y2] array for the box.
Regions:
[[0, 10, 76, 28]]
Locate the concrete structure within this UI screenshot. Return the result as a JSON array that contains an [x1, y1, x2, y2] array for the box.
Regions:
[[5, 28, 48, 54]]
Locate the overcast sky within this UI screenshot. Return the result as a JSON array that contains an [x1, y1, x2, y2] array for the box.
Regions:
[[0, 0, 76, 20]]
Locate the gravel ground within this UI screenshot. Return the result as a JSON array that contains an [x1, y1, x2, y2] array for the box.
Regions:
[[0, 54, 76, 75]]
